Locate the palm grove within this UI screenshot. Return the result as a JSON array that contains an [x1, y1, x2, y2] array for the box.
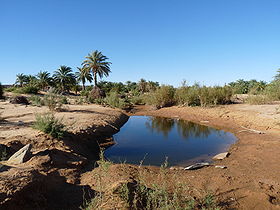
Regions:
[[1, 50, 280, 109], [13, 50, 110, 94]]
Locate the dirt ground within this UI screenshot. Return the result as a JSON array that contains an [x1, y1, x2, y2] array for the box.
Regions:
[[0, 101, 280, 209], [0, 101, 128, 209], [125, 104, 280, 209]]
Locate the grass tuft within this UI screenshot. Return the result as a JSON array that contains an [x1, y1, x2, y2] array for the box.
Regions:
[[32, 113, 66, 139]]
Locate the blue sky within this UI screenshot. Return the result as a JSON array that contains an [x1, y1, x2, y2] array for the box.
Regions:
[[0, 0, 279, 86]]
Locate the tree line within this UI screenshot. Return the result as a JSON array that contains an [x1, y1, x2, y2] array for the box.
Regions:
[[14, 50, 111, 93]]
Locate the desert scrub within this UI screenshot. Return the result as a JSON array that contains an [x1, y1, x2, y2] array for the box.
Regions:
[[175, 85, 232, 107], [43, 93, 63, 111], [245, 94, 272, 105], [29, 95, 44, 106], [60, 96, 69, 104], [104, 91, 128, 109], [13, 85, 39, 94], [146, 85, 175, 108], [32, 113, 66, 139]]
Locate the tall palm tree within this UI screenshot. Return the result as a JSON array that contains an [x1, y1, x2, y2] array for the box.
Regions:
[[53, 66, 76, 92], [36, 71, 52, 91], [75, 67, 93, 90], [82, 50, 111, 87], [15, 73, 28, 87]]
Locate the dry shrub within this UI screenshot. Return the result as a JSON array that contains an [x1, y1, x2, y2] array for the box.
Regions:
[[245, 95, 273, 105]]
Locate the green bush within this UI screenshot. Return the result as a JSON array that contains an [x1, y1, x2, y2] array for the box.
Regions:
[[145, 85, 175, 108], [264, 81, 280, 100], [104, 91, 128, 109], [175, 86, 200, 106], [32, 113, 66, 139], [43, 93, 63, 111], [4, 87, 17, 92], [80, 90, 90, 97], [60, 96, 69, 104], [14, 85, 39, 94], [130, 95, 145, 105], [29, 95, 44, 107], [175, 85, 232, 107]]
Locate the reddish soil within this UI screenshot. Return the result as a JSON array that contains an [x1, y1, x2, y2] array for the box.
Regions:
[[123, 104, 280, 209], [1, 101, 280, 209]]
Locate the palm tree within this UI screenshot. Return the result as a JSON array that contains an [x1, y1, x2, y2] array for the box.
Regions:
[[82, 50, 111, 87], [15, 73, 28, 87], [53, 66, 76, 92], [36, 71, 52, 91], [75, 67, 93, 90]]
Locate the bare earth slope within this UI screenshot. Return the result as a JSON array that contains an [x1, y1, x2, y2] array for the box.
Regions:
[[0, 102, 128, 210]]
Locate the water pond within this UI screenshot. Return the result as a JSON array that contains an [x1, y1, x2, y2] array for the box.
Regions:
[[105, 116, 237, 166]]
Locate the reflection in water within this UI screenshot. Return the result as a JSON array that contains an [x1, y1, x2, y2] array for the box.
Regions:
[[105, 116, 236, 166], [145, 117, 175, 137], [146, 117, 212, 139], [177, 119, 211, 139]]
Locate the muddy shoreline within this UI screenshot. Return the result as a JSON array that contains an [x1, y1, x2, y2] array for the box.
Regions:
[[125, 105, 280, 209]]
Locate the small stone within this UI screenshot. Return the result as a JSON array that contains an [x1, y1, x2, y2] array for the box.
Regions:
[[7, 144, 32, 164], [200, 120, 209, 123], [215, 165, 227, 169], [184, 162, 210, 170], [213, 152, 229, 160], [170, 166, 184, 170], [16, 121, 24, 126]]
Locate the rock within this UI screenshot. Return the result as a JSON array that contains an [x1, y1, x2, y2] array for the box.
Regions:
[[7, 144, 32, 164], [212, 152, 229, 160], [200, 120, 209, 123], [10, 96, 29, 105], [184, 162, 210, 170], [16, 121, 24, 126], [215, 165, 227, 169], [170, 166, 184, 170]]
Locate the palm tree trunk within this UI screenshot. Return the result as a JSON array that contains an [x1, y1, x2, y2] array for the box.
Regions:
[[94, 72, 97, 87], [82, 82, 85, 90]]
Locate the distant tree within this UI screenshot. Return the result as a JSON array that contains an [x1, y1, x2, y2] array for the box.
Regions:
[[15, 73, 28, 87], [26, 75, 38, 86], [137, 78, 148, 93], [82, 50, 111, 87], [125, 81, 137, 92], [36, 71, 52, 90], [53, 66, 76, 92], [75, 67, 93, 90], [147, 81, 159, 92], [274, 68, 280, 81]]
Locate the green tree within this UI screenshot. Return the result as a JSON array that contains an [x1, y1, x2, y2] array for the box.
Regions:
[[36, 71, 52, 91], [75, 67, 93, 90], [82, 50, 111, 87], [15, 73, 28, 87], [53, 66, 76, 92]]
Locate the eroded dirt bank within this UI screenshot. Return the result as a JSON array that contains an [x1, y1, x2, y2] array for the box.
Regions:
[[0, 102, 128, 210], [123, 104, 280, 209]]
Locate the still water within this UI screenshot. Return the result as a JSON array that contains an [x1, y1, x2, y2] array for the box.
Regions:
[[105, 116, 236, 166]]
